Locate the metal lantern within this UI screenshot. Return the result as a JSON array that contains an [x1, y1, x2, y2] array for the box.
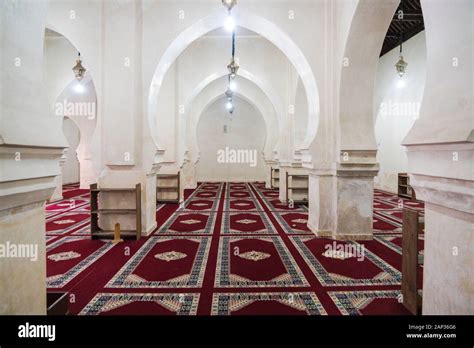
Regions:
[[227, 57, 239, 78], [72, 52, 86, 81], [225, 88, 233, 101], [222, 0, 237, 11], [395, 32, 407, 78], [395, 55, 408, 77]]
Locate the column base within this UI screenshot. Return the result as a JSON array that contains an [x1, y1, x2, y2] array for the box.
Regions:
[[308, 223, 373, 241], [308, 156, 378, 241]]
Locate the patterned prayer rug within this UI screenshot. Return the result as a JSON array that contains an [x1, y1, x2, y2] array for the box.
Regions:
[[45, 182, 424, 315]]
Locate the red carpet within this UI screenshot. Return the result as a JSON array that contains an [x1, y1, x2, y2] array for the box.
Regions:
[[45, 182, 424, 315]]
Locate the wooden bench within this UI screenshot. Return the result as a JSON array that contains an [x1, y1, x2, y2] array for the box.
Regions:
[[90, 183, 142, 240], [271, 167, 279, 190]]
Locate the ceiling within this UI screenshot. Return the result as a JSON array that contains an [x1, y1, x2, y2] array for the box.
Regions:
[[380, 0, 425, 56]]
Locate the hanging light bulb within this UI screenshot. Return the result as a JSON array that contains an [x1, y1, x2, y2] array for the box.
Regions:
[[396, 78, 406, 89], [226, 99, 235, 114], [227, 57, 239, 78], [222, 0, 237, 11], [72, 52, 86, 81], [224, 16, 235, 32], [229, 80, 237, 91]]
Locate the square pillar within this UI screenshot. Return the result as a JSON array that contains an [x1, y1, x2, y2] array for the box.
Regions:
[[333, 172, 375, 240], [278, 163, 290, 203], [404, 143, 474, 314], [308, 151, 378, 241], [0, 146, 64, 314], [308, 173, 334, 237], [98, 168, 157, 237]]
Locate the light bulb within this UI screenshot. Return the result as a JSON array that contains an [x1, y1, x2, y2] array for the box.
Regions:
[[229, 80, 237, 91], [396, 79, 406, 89], [74, 83, 85, 94], [226, 101, 233, 110], [224, 16, 235, 32]]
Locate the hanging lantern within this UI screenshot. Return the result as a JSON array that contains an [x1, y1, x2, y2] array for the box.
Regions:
[[395, 32, 407, 77], [222, 0, 238, 115], [226, 100, 235, 114], [227, 57, 239, 78], [222, 0, 237, 11], [395, 55, 408, 77], [72, 52, 86, 81]]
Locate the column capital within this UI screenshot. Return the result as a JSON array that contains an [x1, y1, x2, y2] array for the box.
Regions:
[[405, 142, 474, 215], [0, 144, 64, 211]]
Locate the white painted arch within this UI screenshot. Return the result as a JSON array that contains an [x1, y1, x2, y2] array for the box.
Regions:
[[44, 26, 100, 188], [183, 68, 284, 127], [185, 76, 278, 164], [190, 91, 269, 165], [179, 69, 281, 158], [148, 9, 319, 156]]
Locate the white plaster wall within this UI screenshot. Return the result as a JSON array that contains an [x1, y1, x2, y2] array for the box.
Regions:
[[196, 97, 266, 182], [293, 78, 308, 152], [62, 117, 80, 184], [374, 32, 427, 193], [156, 61, 177, 163]]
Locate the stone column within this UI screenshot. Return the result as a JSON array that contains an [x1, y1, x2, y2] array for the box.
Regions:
[[182, 154, 198, 190], [50, 149, 68, 202], [405, 147, 473, 314], [97, 0, 157, 236], [308, 165, 335, 237], [308, 151, 378, 240], [332, 151, 378, 240]]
